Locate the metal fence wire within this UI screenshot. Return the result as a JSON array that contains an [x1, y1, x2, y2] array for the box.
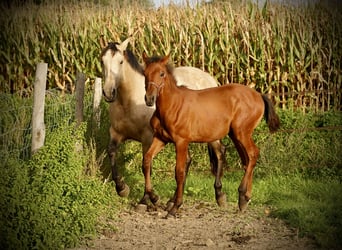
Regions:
[[0, 90, 94, 161]]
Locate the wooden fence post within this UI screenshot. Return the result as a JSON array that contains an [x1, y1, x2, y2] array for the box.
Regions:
[[31, 62, 47, 154], [93, 77, 102, 129], [75, 71, 86, 126]]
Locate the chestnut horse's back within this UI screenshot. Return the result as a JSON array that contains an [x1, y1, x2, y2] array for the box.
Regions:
[[222, 84, 280, 134]]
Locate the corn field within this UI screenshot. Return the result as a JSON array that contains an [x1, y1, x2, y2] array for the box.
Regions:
[[0, 0, 341, 111]]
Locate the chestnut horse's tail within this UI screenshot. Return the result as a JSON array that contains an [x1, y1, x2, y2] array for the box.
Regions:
[[262, 94, 280, 133]]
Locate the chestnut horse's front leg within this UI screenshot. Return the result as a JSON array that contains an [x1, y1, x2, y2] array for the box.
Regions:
[[139, 136, 165, 206], [166, 149, 192, 212], [167, 141, 189, 217]]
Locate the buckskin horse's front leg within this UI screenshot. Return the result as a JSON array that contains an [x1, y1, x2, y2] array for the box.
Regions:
[[139, 137, 165, 206], [108, 138, 130, 197]]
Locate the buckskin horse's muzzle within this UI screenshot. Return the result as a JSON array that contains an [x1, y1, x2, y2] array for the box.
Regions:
[[103, 88, 117, 103]]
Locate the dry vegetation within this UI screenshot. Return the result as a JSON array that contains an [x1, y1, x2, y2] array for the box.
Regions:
[[0, 0, 341, 110]]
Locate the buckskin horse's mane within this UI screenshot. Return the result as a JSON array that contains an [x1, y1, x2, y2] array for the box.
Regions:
[[101, 42, 144, 75]]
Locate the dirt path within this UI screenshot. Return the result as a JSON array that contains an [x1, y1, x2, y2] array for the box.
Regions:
[[73, 202, 317, 250]]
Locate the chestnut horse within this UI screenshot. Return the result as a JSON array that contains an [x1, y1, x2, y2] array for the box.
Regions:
[[141, 54, 280, 217], [100, 38, 225, 197]]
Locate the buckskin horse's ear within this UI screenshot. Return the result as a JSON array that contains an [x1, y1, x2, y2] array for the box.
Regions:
[[117, 37, 130, 52], [99, 35, 106, 49]]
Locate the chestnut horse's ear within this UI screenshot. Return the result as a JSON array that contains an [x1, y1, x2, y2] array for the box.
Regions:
[[99, 35, 106, 49], [142, 52, 149, 64], [161, 54, 170, 65]]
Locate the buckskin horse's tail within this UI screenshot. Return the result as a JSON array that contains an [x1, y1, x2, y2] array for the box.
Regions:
[[262, 94, 280, 133]]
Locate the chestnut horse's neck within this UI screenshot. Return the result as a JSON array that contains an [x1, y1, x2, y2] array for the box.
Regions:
[[165, 69, 179, 89], [156, 69, 182, 108]]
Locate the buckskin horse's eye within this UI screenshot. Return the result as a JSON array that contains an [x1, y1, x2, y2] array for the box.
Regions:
[[120, 60, 123, 65]]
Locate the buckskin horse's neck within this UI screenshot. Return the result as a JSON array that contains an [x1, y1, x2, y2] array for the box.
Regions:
[[121, 63, 146, 107]]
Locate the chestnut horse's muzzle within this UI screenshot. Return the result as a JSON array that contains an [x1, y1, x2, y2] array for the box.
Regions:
[[144, 81, 163, 106], [145, 94, 155, 107]]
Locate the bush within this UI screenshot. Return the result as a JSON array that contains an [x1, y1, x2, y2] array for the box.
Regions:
[[0, 122, 117, 249]]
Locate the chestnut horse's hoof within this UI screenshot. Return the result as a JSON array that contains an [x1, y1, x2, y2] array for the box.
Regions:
[[118, 183, 130, 197], [164, 208, 178, 219], [165, 201, 174, 212], [164, 212, 177, 219], [150, 193, 160, 205], [216, 193, 227, 207], [238, 195, 250, 212]]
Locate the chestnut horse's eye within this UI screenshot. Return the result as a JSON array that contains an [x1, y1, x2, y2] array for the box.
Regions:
[[160, 71, 165, 78]]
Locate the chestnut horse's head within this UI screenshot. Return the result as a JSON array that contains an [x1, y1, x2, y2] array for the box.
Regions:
[[100, 38, 130, 102], [142, 53, 171, 106]]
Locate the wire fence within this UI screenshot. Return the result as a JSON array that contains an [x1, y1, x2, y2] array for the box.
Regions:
[[0, 90, 95, 161]]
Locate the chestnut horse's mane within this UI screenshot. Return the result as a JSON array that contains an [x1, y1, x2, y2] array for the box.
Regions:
[[144, 55, 191, 89], [144, 55, 175, 75]]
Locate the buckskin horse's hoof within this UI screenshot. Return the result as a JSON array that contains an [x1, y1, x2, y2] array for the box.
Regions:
[[118, 184, 130, 197]]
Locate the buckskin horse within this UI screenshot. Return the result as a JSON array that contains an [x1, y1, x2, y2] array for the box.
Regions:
[[140, 54, 280, 217], [100, 38, 226, 197]]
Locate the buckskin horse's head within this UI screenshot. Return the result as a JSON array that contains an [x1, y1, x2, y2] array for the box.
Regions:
[[100, 38, 130, 102]]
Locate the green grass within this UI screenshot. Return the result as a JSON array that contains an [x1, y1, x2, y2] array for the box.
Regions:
[[1, 91, 341, 249], [256, 172, 342, 249]]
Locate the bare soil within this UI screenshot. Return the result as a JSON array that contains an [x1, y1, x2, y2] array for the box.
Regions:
[[72, 201, 318, 250]]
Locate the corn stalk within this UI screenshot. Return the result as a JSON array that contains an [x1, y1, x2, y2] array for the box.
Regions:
[[0, 1, 341, 111]]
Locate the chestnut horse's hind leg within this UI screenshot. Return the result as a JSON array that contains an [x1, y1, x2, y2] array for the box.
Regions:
[[208, 141, 227, 207], [231, 131, 259, 212]]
